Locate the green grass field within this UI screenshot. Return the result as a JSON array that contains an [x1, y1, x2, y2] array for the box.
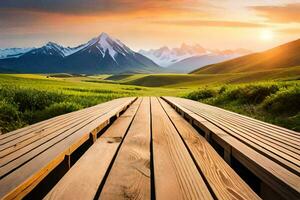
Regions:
[[104, 66, 300, 87], [184, 81, 300, 131], [0, 74, 189, 133], [0, 72, 299, 133]]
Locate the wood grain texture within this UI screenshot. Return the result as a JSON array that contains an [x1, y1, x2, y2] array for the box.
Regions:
[[44, 98, 142, 200], [0, 100, 122, 162], [172, 97, 300, 142], [0, 98, 136, 200], [163, 96, 300, 200], [0, 98, 128, 143], [170, 97, 300, 137], [0, 100, 124, 174], [159, 98, 260, 200], [99, 97, 151, 200], [0, 99, 125, 155], [177, 98, 300, 154], [151, 97, 213, 200], [170, 97, 300, 174]]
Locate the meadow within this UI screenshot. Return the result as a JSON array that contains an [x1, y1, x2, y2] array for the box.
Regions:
[[184, 81, 300, 131], [0, 72, 299, 133], [0, 74, 187, 133]]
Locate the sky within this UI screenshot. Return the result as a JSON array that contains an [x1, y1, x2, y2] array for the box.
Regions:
[[0, 0, 299, 51]]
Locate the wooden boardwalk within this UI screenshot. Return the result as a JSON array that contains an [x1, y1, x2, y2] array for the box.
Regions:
[[0, 97, 299, 200]]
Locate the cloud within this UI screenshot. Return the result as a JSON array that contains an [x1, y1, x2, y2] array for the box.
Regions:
[[278, 28, 300, 35], [153, 20, 268, 28], [0, 0, 201, 15], [251, 3, 300, 23]]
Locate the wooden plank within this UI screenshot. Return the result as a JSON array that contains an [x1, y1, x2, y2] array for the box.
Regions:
[[169, 97, 300, 141], [229, 137, 300, 200], [0, 99, 125, 158], [163, 97, 300, 200], [177, 97, 300, 150], [99, 97, 151, 200], [162, 97, 232, 151], [200, 113, 300, 161], [182, 101, 300, 159], [168, 97, 300, 175], [44, 98, 142, 200], [151, 97, 213, 200], [0, 98, 128, 145], [0, 98, 129, 143], [0, 98, 130, 151], [0, 98, 136, 200], [0, 98, 119, 147], [159, 98, 260, 200], [0, 99, 123, 169], [209, 109, 300, 147], [210, 102, 300, 137]]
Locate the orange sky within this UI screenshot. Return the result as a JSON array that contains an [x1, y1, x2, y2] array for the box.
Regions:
[[0, 0, 299, 51]]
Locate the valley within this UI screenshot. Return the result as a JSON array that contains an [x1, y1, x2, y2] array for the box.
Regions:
[[0, 70, 299, 133], [0, 34, 300, 134], [1, 2, 300, 199]]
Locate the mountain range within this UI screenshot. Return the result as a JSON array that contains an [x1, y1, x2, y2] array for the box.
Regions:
[[139, 44, 251, 73], [1, 33, 298, 75], [0, 33, 161, 74], [192, 38, 300, 74]]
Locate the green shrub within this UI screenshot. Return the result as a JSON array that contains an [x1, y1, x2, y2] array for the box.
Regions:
[[0, 100, 25, 133], [222, 84, 279, 104], [262, 87, 300, 115], [33, 102, 83, 122], [0, 86, 66, 111], [186, 88, 217, 101], [218, 86, 227, 94]]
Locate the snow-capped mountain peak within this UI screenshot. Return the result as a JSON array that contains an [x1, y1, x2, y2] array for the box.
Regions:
[[83, 32, 134, 60], [0, 32, 137, 61], [139, 43, 251, 67], [0, 47, 35, 59], [0, 32, 161, 74], [139, 43, 203, 67]]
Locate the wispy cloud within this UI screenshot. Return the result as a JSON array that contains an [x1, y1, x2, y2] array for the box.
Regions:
[[251, 3, 300, 23], [278, 28, 300, 34], [153, 20, 268, 28], [0, 0, 203, 15]]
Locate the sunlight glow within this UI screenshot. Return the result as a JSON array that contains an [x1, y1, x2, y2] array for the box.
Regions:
[[260, 30, 273, 41]]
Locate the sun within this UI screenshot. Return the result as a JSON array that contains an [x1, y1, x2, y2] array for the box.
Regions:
[[260, 30, 273, 41]]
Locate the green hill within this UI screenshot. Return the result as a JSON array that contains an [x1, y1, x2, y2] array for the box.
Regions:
[[104, 67, 300, 87], [192, 39, 300, 74]]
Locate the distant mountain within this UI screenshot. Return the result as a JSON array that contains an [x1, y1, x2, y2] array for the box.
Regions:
[[0, 33, 162, 74], [139, 44, 209, 67], [192, 39, 300, 74], [0, 48, 34, 59], [139, 44, 251, 72], [167, 54, 242, 73]]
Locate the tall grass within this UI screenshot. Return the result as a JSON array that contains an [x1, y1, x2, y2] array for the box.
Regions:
[[0, 85, 131, 134], [184, 81, 300, 131], [0, 74, 182, 133]]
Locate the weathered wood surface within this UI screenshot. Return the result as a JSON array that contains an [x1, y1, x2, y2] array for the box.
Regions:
[[45, 98, 142, 200], [43, 97, 260, 200], [99, 97, 151, 200], [163, 96, 300, 200], [159, 98, 260, 200], [0, 97, 136, 200], [2, 96, 298, 200], [151, 97, 213, 200]]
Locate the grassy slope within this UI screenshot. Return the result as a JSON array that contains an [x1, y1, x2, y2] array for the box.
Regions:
[[0, 74, 188, 133], [1, 72, 299, 133], [104, 67, 300, 88], [192, 39, 300, 74], [184, 81, 300, 131], [0, 74, 188, 97]]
